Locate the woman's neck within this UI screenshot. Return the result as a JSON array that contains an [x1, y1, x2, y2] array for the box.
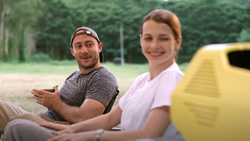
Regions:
[[149, 60, 175, 81]]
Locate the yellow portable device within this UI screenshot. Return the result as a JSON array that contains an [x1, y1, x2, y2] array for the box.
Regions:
[[171, 43, 250, 141]]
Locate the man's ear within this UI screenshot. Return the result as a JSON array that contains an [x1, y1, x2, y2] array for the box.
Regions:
[[98, 43, 103, 53], [70, 47, 75, 57]]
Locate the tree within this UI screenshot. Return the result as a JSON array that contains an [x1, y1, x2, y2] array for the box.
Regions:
[[1, 0, 249, 63], [161, 0, 248, 62], [36, 0, 79, 60], [0, 0, 42, 62], [237, 29, 250, 42]]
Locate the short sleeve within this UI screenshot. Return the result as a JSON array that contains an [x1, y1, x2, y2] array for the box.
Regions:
[[119, 73, 149, 111], [151, 70, 183, 110], [119, 89, 129, 110], [85, 68, 118, 107]]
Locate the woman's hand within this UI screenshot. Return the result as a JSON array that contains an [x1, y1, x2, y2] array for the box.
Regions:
[[51, 126, 75, 136], [48, 131, 95, 141], [37, 121, 69, 131], [38, 121, 77, 138]]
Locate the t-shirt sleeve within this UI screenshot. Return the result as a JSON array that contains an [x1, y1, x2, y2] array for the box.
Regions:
[[119, 88, 130, 110], [119, 73, 148, 111], [85, 69, 118, 107], [151, 71, 183, 110]]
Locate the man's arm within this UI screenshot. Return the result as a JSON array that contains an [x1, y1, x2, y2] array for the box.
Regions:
[[53, 98, 105, 123], [32, 86, 106, 123]]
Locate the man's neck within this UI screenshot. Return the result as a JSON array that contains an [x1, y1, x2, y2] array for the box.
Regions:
[[79, 63, 102, 74]]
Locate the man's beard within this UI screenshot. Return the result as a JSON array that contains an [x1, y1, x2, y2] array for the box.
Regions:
[[77, 55, 99, 70]]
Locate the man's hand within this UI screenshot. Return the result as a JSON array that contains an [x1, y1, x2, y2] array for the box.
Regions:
[[31, 85, 61, 109]]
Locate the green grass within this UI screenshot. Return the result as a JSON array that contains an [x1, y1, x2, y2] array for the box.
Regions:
[[0, 61, 187, 75], [0, 61, 188, 113], [0, 60, 79, 74]]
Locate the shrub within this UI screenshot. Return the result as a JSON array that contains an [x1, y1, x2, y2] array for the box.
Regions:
[[28, 52, 52, 63]]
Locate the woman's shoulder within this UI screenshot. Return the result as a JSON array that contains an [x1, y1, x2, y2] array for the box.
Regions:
[[135, 72, 150, 82], [165, 63, 183, 75]]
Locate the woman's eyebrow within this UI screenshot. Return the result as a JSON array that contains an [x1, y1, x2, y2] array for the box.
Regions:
[[159, 33, 170, 36]]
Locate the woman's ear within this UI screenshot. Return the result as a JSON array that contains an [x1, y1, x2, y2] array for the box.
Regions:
[[175, 35, 182, 52], [139, 34, 143, 47]]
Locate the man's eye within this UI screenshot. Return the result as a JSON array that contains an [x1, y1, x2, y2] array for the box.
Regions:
[[76, 45, 82, 48], [85, 43, 93, 47]]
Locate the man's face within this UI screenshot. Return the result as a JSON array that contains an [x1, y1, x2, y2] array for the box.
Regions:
[[71, 30, 103, 72]]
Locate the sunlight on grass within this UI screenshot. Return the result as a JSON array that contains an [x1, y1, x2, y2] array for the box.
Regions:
[[0, 61, 188, 113], [0, 61, 79, 74]]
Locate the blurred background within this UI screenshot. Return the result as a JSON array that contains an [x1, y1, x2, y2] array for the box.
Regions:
[[0, 0, 250, 113], [1, 0, 250, 64]]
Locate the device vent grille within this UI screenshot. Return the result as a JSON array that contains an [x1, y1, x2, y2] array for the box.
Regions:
[[184, 101, 219, 127], [185, 59, 220, 98]]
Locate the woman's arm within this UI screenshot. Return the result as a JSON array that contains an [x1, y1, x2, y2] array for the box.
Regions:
[[47, 105, 122, 135], [49, 106, 170, 141], [100, 106, 170, 141]]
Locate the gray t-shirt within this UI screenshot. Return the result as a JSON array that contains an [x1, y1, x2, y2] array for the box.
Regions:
[[45, 66, 118, 121]]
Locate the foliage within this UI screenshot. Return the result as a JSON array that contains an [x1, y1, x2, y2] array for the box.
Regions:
[[1, 0, 250, 63], [27, 52, 52, 63], [0, 0, 42, 62], [35, 0, 80, 60], [166, 0, 249, 62], [237, 29, 250, 42]]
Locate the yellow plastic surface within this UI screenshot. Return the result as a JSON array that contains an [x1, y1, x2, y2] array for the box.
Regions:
[[171, 43, 250, 141]]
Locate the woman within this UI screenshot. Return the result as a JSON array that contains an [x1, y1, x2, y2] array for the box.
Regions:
[[4, 9, 184, 141]]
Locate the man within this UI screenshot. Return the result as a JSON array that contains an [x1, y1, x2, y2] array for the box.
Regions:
[[0, 27, 118, 134]]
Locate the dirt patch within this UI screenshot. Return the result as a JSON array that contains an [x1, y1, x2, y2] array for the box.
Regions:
[[0, 73, 127, 114], [0, 73, 68, 113]]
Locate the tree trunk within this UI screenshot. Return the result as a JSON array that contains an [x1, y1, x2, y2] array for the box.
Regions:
[[4, 28, 9, 57], [0, 10, 5, 60], [25, 26, 36, 56]]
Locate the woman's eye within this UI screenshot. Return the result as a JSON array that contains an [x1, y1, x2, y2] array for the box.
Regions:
[[144, 37, 152, 41], [160, 38, 169, 41]]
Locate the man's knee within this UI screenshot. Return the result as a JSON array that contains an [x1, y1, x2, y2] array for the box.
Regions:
[[4, 119, 37, 141], [3, 119, 24, 140], [11, 113, 46, 122], [0, 100, 28, 123], [4, 119, 55, 141]]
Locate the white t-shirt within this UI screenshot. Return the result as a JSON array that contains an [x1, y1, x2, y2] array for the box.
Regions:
[[119, 63, 184, 140]]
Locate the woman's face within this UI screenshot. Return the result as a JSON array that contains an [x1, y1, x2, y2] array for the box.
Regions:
[[140, 20, 181, 66]]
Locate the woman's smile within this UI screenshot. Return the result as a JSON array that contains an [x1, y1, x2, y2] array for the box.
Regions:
[[148, 51, 163, 57]]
